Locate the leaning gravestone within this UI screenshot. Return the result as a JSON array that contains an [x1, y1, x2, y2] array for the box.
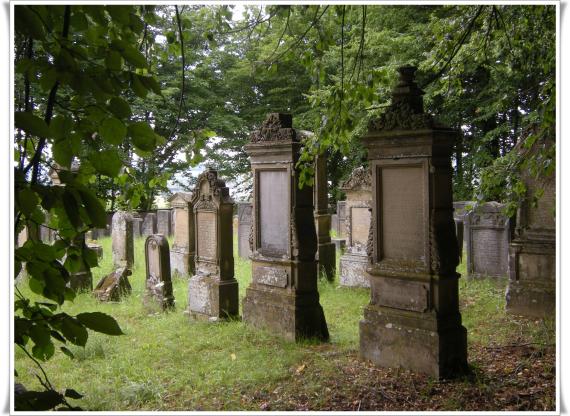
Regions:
[[93, 267, 132, 302], [237, 202, 252, 259], [339, 167, 373, 288], [465, 202, 512, 278], [243, 113, 329, 341], [187, 168, 238, 320], [506, 147, 555, 317], [142, 212, 157, 237], [359, 66, 467, 378], [144, 234, 175, 311], [112, 211, 134, 269], [157, 209, 172, 236], [169, 192, 195, 276]]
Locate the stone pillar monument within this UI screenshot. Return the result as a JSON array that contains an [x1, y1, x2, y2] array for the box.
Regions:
[[187, 168, 238, 319], [313, 153, 336, 281], [243, 113, 329, 341], [339, 167, 373, 288], [506, 148, 555, 317], [169, 192, 195, 277], [111, 211, 134, 269], [237, 202, 253, 259], [359, 66, 467, 378]]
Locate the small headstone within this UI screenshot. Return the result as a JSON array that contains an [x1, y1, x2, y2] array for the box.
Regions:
[[144, 234, 175, 311], [157, 209, 172, 236], [112, 211, 134, 269], [142, 213, 157, 237], [465, 202, 512, 278], [93, 267, 132, 302], [187, 168, 238, 320], [237, 202, 252, 259], [169, 192, 195, 277], [339, 167, 372, 288]]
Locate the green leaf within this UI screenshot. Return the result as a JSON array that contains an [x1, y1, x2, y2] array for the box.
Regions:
[[61, 316, 88, 346], [131, 74, 148, 98], [106, 5, 132, 25], [108, 97, 131, 119], [15, 112, 50, 138], [15, 6, 46, 40], [105, 50, 123, 71], [89, 149, 122, 177], [76, 312, 124, 335], [62, 190, 81, 228], [138, 76, 161, 95], [112, 39, 147, 68], [50, 115, 73, 139], [15, 389, 64, 411], [128, 122, 156, 151], [78, 188, 107, 227], [52, 140, 73, 168], [17, 188, 39, 217], [60, 346, 74, 359], [99, 117, 126, 145], [83, 246, 98, 267]]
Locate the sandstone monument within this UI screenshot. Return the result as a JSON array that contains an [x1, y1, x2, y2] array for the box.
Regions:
[[111, 211, 134, 269], [358, 66, 467, 378], [237, 202, 252, 259], [169, 192, 195, 277], [157, 209, 172, 236], [144, 234, 175, 311], [243, 113, 329, 341], [187, 168, 239, 320], [339, 166, 372, 288]]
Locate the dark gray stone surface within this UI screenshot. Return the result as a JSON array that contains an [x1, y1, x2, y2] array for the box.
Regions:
[[112, 211, 134, 269], [157, 209, 172, 236], [237, 202, 252, 259], [144, 234, 174, 311], [142, 212, 157, 237]]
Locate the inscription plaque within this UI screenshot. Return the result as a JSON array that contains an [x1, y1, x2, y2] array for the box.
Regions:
[[147, 239, 160, 278], [351, 207, 371, 246], [381, 166, 424, 260], [197, 211, 216, 259], [256, 266, 288, 287], [374, 278, 429, 312], [472, 229, 506, 276], [259, 170, 288, 256]]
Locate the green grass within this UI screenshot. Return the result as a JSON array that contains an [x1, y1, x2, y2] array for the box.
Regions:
[[14, 239, 554, 410]]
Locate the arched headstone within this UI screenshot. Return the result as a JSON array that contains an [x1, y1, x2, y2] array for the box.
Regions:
[[144, 234, 174, 311]]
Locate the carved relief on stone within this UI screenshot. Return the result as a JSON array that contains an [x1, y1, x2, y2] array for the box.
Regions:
[[339, 166, 372, 191], [192, 168, 231, 203], [368, 102, 435, 132], [194, 198, 217, 211], [290, 212, 299, 258], [345, 202, 372, 255], [250, 113, 298, 143], [248, 221, 254, 252]]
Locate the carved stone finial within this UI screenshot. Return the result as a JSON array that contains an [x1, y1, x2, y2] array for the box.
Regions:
[[250, 113, 298, 143], [368, 65, 435, 132], [340, 166, 372, 191]]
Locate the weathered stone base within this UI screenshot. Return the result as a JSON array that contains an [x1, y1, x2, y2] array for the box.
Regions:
[[339, 253, 370, 287], [506, 240, 555, 318], [317, 242, 336, 281], [69, 271, 92, 292], [243, 286, 329, 342], [170, 250, 195, 277], [188, 275, 239, 319], [359, 305, 468, 379]]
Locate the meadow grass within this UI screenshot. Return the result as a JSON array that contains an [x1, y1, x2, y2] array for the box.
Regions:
[[14, 238, 553, 410]]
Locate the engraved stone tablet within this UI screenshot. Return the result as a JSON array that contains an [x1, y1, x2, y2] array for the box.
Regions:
[[197, 211, 216, 259], [381, 166, 424, 260], [375, 278, 429, 312], [256, 266, 288, 287], [351, 207, 371, 246], [472, 229, 507, 276], [259, 170, 288, 256]]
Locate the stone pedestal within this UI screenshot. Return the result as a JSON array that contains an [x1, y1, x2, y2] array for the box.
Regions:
[[243, 113, 329, 341], [111, 211, 134, 269], [339, 167, 372, 288], [169, 192, 195, 277], [358, 66, 467, 378], [465, 202, 512, 278], [506, 164, 555, 317], [187, 169, 238, 320], [144, 234, 174, 311], [237, 202, 252, 259]]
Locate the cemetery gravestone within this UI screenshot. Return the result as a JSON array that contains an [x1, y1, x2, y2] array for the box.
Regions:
[[237, 202, 253, 259], [506, 157, 555, 317], [337, 201, 347, 238], [359, 66, 467, 378], [112, 211, 134, 269], [157, 209, 172, 236], [465, 202, 512, 278], [144, 234, 175, 311], [142, 212, 157, 237], [169, 192, 195, 276], [339, 167, 373, 288], [87, 242, 103, 259], [132, 213, 143, 238], [187, 168, 238, 320], [243, 113, 329, 341], [453, 201, 474, 261], [93, 267, 132, 302]]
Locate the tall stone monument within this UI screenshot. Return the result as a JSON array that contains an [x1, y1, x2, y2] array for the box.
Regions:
[[359, 66, 467, 378], [312, 152, 336, 281], [243, 113, 329, 341], [339, 167, 373, 288], [169, 192, 195, 277], [187, 168, 239, 319], [336, 201, 347, 238], [464, 202, 512, 278], [157, 209, 172, 236], [237, 202, 253, 259], [506, 149, 555, 317], [144, 234, 175, 311], [111, 211, 134, 269], [142, 212, 157, 237]]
